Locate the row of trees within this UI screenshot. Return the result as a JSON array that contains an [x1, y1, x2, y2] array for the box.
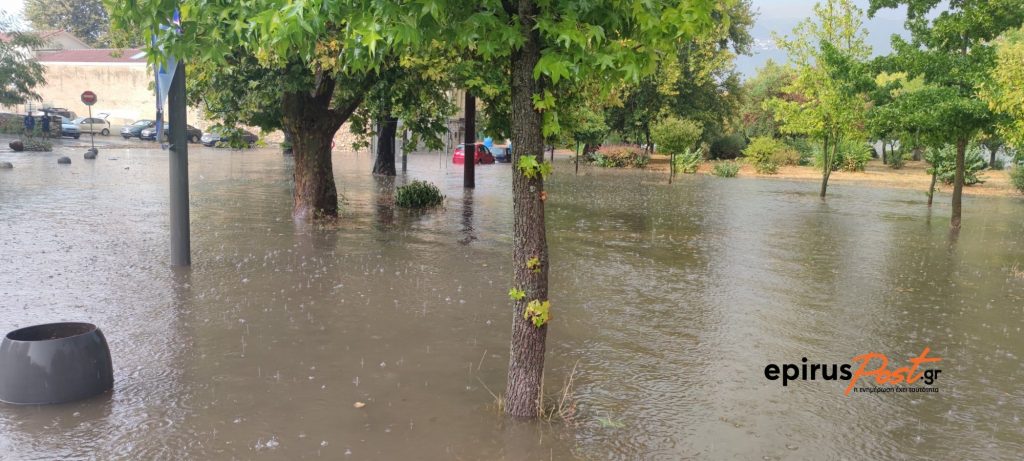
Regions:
[[108, 0, 732, 418], [742, 0, 1023, 231]]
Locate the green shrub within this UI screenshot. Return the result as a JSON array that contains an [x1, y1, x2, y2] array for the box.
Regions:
[[591, 145, 648, 168], [396, 180, 444, 208], [1011, 167, 1024, 194], [744, 136, 795, 174], [711, 160, 740, 177], [888, 148, 907, 169], [811, 140, 872, 172], [839, 142, 873, 172], [785, 137, 816, 165], [671, 148, 702, 174], [709, 133, 747, 159], [926, 144, 988, 186], [990, 158, 1005, 170], [651, 117, 703, 158], [632, 152, 650, 168]]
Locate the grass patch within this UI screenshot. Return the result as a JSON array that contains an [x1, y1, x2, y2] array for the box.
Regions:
[[711, 160, 740, 177]]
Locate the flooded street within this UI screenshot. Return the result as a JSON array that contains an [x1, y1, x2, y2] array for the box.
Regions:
[[1, 137, 1023, 460]]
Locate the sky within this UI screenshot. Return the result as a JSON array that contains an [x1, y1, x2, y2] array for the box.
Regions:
[[0, 0, 26, 25], [738, 0, 910, 75], [2, 0, 912, 78]]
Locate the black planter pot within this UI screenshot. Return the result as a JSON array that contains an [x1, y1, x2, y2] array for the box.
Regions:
[[0, 323, 113, 405]]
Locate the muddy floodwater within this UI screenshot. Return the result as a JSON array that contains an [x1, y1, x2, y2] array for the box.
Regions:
[[1, 137, 1023, 460]]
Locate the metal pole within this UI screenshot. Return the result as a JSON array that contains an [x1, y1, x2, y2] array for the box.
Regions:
[[168, 62, 191, 267], [463, 92, 475, 188], [88, 105, 95, 150]]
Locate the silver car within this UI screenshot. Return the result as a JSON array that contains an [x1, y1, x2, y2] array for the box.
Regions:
[[72, 116, 111, 136]]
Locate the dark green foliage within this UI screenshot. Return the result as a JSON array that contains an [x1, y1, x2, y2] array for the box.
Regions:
[[395, 180, 444, 209], [709, 133, 748, 159], [711, 160, 740, 177]]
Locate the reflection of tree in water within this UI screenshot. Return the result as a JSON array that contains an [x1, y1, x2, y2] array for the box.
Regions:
[[373, 175, 396, 232], [459, 189, 476, 245]]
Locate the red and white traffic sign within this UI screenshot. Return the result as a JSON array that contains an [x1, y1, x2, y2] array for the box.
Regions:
[[81, 91, 97, 106]]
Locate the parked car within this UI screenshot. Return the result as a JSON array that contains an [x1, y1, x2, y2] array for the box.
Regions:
[[57, 116, 80, 139], [201, 127, 258, 148], [140, 123, 202, 143], [73, 116, 111, 136], [452, 143, 496, 165], [489, 145, 512, 163], [120, 119, 156, 139]]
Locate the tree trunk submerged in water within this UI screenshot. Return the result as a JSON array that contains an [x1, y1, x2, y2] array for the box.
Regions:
[[950, 137, 966, 230], [281, 74, 364, 220], [819, 137, 831, 198], [373, 116, 398, 176], [505, 0, 549, 419]]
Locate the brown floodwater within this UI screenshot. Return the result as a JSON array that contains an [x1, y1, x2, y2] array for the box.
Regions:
[[1, 136, 1022, 460]]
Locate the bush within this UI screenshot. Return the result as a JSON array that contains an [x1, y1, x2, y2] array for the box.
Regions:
[[709, 133, 748, 159], [811, 140, 872, 172], [711, 160, 740, 177], [990, 158, 1005, 170], [590, 145, 648, 168], [926, 144, 987, 186], [785, 137, 816, 165], [1011, 167, 1024, 194], [888, 148, 907, 169], [671, 148, 702, 174], [651, 117, 703, 158], [0, 114, 22, 134], [744, 136, 795, 174], [396, 180, 444, 208], [839, 141, 873, 172]]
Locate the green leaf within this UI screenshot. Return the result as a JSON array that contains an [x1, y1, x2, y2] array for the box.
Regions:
[[508, 287, 526, 301]]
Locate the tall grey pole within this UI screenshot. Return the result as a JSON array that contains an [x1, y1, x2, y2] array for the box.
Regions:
[[463, 92, 475, 188], [168, 62, 191, 267]]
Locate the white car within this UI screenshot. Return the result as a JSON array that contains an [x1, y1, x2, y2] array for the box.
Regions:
[[72, 116, 111, 136]]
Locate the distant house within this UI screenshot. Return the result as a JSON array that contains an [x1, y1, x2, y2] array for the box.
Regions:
[[29, 30, 92, 55], [0, 29, 91, 56]]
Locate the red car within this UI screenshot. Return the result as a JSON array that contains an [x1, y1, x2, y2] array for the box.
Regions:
[[452, 143, 496, 165]]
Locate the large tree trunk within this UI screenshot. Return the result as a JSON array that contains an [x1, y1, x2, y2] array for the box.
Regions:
[[373, 116, 398, 176], [281, 74, 363, 220], [951, 137, 966, 230], [820, 137, 831, 198], [505, 0, 549, 419]]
